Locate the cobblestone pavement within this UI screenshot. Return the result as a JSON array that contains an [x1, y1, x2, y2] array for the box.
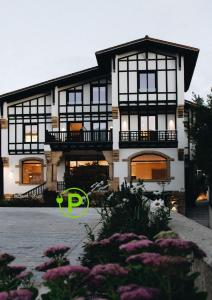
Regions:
[[0, 207, 100, 270]]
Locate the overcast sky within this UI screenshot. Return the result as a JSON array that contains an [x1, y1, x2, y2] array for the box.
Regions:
[[0, 0, 211, 100]]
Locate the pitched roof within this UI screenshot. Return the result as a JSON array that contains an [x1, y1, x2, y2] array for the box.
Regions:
[[96, 35, 199, 92], [0, 35, 199, 102]]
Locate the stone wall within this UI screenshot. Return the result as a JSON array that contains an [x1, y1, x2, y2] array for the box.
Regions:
[[170, 212, 212, 299]]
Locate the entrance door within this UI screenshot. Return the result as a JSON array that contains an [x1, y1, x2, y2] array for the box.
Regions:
[[67, 122, 83, 141]]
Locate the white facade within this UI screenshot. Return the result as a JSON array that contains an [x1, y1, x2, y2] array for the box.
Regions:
[[0, 36, 199, 198]]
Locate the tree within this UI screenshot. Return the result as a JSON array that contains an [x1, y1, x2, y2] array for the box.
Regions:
[[190, 89, 212, 206]]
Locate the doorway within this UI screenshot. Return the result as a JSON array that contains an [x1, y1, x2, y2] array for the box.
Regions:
[[67, 122, 83, 141]]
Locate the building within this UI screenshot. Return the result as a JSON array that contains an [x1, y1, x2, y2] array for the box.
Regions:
[[0, 36, 199, 209]]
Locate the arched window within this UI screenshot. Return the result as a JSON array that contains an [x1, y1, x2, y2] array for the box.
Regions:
[[22, 159, 43, 184], [131, 154, 168, 181]]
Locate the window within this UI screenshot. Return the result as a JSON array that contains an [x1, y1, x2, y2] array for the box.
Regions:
[[131, 154, 168, 180], [22, 160, 43, 184], [91, 85, 106, 104], [138, 71, 157, 93], [67, 90, 82, 105], [24, 124, 38, 143], [140, 116, 156, 131], [92, 122, 107, 130]]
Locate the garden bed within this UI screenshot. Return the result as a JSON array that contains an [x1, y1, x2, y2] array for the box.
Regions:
[[0, 181, 208, 299]]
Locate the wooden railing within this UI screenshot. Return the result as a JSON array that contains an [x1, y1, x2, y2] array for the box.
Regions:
[[45, 130, 113, 144], [120, 130, 177, 142]]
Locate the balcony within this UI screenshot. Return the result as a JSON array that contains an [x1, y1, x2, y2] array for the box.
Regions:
[[119, 130, 177, 148], [45, 130, 113, 151]]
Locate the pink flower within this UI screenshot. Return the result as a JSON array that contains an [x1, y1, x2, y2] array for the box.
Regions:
[[7, 265, 26, 276], [90, 263, 128, 277], [126, 252, 162, 265], [155, 239, 206, 258], [109, 233, 140, 244], [35, 259, 58, 272], [0, 253, 15, 266], [44, 244, 70, 257], [16, 271, 32, 280], [0, 289, 32, 300], [43, 265, 89, 281], [0, 292, 8, 300], [118, 285, 160, 300], [119, 240, 154, 253], [89, 239, 111, 247], [126, 252, 189, 268]]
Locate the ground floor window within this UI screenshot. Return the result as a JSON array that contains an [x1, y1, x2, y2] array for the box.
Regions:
[[22, 160, 43, 184], [131, 154, 168, 180]]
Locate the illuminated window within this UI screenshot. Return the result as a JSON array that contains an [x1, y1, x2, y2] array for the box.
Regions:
[[22, 160, 43, 184], [24, 124, 38, 143], [131, 154, 168, 180]]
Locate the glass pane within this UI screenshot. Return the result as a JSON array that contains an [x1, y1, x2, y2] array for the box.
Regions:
[[93, 123, 99, 130], [31, 134, 38, 142], [148, 73, 156, 92], [99, 86, 106, 103], [149, 116, 156, 131], [68, 92, 75, 104], [75, 92, 82, 104], [92, 87, 99, 103], [25, 125, 31, 133], [32, 125, 37, 133], [131, 161, 167, 180], [100, 122, 106, 130], [139, 73, 147, 92], [25, 134, 31, 143], [140, 116, 148, 130], [22, 161, 42, 184]]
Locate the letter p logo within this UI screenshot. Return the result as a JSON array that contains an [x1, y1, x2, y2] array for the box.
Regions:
[[56, 187, 89, 219], [68, 193, 83, 213]]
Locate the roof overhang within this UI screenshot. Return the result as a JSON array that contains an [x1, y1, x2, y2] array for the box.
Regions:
[[0, 66, 103, 103]]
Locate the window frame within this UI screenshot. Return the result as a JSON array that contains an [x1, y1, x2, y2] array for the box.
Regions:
[[23, 123, 38, 143], [67, 90, 83, 105], [91, 84, 107, 104], [138, 70, 157, 93], [130, 153, 170, 182], [21, 159, 44, 185]]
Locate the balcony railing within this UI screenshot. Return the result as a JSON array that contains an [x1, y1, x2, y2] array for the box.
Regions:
[[45, 130, 113, 150], [119, 130, 177, 148]]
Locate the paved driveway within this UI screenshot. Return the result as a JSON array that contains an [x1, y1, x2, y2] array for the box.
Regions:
[[0, 207, 100, 270]]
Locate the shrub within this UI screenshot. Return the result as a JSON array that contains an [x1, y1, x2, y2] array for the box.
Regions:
[[0, 252, 38, 299], [95, 181, 170, 240]]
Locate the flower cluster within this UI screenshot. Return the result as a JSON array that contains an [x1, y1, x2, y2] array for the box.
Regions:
[[119, 239, 154, 253], [43, 265, 89, 281], [0, 289, 32, 300], [118, 284, 160, 300], [35, 244, 70, 274], [156, 238, 206, 258], [44, 244, 70, 258], [126, 252, 189, 269]]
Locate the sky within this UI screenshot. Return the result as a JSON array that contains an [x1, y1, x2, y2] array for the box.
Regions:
[[0, 0, 211, 100]]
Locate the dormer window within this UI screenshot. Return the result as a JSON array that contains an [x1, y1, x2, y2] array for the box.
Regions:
[[91, 85, 106, 104], [138, 71, 157, 93]]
